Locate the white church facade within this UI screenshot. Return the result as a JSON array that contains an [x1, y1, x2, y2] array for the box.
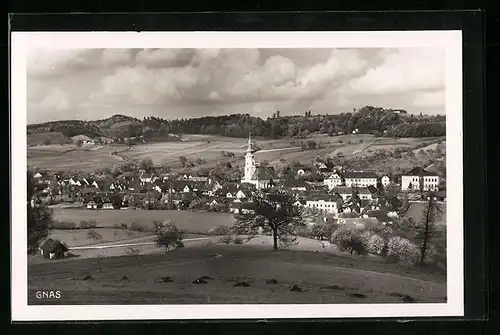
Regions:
[[241, 134, 280, 190]]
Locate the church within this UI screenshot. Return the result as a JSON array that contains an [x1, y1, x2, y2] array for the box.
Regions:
[[240, 134, 280, 190]]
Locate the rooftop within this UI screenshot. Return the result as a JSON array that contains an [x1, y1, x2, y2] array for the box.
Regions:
[[342, 171, 378, 179], [404, 166, 438, 177]]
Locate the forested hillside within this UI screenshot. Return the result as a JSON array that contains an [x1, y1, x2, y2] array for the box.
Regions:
[[27, 106, 445, 142]]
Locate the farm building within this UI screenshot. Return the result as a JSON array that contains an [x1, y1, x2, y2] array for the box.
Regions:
[[102, 202, 114, 210], [86, 201, 97, 210], [39, 239, 69, 259]]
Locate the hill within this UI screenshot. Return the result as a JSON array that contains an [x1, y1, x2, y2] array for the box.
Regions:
[[27, 132, 73, 146], [27, 107, 446, 146]]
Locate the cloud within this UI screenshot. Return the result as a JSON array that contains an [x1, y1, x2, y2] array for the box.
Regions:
[[26, 47, 446, 123], [135, 49, 195, 68], [101, 49, 133, 67], [344, 48, 445, 95], [411, 90, 445, 108], [39, 87, 72, 111]]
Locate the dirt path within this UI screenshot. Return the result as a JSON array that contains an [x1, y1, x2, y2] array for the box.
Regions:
[[70, 236, 215, 250]]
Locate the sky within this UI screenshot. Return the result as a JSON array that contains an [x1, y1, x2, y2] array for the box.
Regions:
[[26, 47, 446, 124]]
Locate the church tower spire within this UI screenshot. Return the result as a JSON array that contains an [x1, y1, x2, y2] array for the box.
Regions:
[[243, 132, 256, 182]]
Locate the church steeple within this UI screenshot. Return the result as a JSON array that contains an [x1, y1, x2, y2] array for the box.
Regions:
[[246, 132, 252, 153], [243, 132, 256, 182]]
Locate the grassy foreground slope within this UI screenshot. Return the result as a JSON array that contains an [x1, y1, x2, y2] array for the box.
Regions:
[[28, 243, 446, 305]]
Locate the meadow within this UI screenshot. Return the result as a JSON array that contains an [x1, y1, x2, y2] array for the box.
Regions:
[[52, 208, 236, 233], [27, 133, 444, 173], [28, 242, 447, 305]]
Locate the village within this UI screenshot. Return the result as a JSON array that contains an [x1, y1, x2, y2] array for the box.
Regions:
[[31, 134, 446, 229]]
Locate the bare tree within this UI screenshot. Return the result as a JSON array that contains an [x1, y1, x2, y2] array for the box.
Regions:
[[125, 246, 141, 267], [86, 229, 102, 244], [95, 250, 106, 272], [411, 193, 443, 267]]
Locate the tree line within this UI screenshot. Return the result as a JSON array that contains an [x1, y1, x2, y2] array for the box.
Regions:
[[27, 106, 445, 141]]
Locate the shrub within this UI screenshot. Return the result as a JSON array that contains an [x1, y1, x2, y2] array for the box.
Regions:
[[120, 223, 128, 229], [219, 234, 232, 244], [88, 220, 97, 228], [79, 220, 90, 229], [331, 225, 367, 255], [359, 231, 373, 250], [208, 225, 232, 236], [311, 222, 339, 240], [52, 220, 77, 230], [387, 236, 420, 265], [368, 234, 385, 255], [295, 225, 313, 239], [155, 220, 184, 252], [232, 236, 244, 244], [131, 222, 147, 232]]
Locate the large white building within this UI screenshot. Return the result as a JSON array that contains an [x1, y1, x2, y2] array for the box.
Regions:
[[342, 171, 378, 188], [323, 170, 344, 190], [401, 167, 440, 192], [305, 194, 342, 215]]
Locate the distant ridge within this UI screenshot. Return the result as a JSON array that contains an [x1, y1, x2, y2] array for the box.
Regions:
[[27, 106, 446, 143]]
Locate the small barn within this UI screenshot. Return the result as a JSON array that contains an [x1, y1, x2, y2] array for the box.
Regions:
[[39, 238, 69, 259], [102, 202, 114, 210]]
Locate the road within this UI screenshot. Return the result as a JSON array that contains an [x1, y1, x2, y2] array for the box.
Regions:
[[69, 236, 216, 250]]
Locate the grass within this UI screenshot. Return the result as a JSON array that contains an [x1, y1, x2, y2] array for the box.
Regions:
[[27, 132, 71, 146], [27, 243, 446, 305], [52, 208, 236, 233], [48, 228, 151, 247]]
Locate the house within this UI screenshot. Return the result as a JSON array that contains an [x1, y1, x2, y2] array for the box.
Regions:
[[39, 239, 69, 259], [86, 201, 97, 210], [381, 175, 391, 188], [428, 189, 447, 202], [305, 194, 342, 215], [102, 202, 114, 210], [337, 218, 380, 230], [331, 186, 378, 201], [401, 167, 440, 192], [314, 162, 327, 170], [293, 199, 307, 207], [139, 172, 156, 185], [324, 170, 344, 190], [342, 171, 378, 188], [69, 178, 82, 187], [296, 167, 312, 176], [236, 189, 252, 200], [362, 210, 395, 225], [279, 179, 309, 192], [190, 176, 209, 182], [209, 198, 227, 208], [229, 201, 256, 215], [34, 172, 43, 179]]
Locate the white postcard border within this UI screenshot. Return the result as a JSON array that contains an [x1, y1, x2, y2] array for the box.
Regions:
[[11, 31, 463, 321]]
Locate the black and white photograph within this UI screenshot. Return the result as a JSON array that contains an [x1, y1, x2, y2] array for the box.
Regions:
[[11, 31, 463, 320]]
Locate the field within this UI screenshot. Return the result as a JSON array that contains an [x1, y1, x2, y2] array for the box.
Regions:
[[53, 208, 236, 233], [27, 132, 71, 146], [48, 228, 151, 247], [28, 241, 446, 305], [27, 133, 444, 173]]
